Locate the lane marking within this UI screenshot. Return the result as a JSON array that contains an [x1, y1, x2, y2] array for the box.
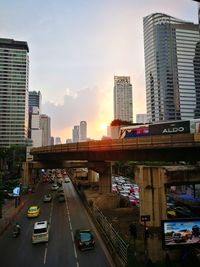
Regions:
[[64, 187, 79, 267], [44, 247, 47, 264]]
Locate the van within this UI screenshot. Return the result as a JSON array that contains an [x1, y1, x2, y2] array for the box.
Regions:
[[32, 221, 49, 244]]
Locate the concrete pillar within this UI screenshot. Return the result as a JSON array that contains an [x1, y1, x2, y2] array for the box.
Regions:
[[88, 169, 99, 182], [22, 162, 32, 185], [88, 162, 112, 194], [99, 164, 112, 194], [135, 166, 167, 227]]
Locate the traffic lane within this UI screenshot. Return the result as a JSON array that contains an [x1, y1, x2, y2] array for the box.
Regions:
[[46, 195, 77, 267], [64, 183, 113, 267], [0, 182, 53, 267]]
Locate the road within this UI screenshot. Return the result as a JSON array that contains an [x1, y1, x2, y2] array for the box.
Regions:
[[0, 180, 114, 267]]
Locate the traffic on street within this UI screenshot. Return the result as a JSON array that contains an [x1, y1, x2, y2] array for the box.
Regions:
[[0, 172, 114, 267]]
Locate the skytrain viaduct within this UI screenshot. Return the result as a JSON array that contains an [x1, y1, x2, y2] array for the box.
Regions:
[[22, 133, 200, 227]]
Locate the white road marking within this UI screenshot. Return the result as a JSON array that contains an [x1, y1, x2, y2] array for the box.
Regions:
[[44, 247, 47, 264]]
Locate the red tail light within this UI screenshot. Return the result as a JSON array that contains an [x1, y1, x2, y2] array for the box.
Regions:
[[91, 239, 95, 245], [79, 241, 83, 247]]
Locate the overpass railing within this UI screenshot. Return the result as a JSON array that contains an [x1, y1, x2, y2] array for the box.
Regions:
[[30, 133, 200, 154]]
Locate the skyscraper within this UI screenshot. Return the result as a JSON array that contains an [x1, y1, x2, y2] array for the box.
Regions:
[[72, 125, 79, 143], [79, 121, 87, 141], [113, 76, 133, 122], [40, 114, 51, 146], [29, 91, 42, 113], [143, 13, 200, 122], [0, 38, 29, 147]]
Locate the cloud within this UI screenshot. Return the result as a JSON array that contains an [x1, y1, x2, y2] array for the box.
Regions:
[[42, 86, 112, 141]]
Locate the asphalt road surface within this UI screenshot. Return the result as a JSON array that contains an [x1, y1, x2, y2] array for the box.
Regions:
[[0, 180, 114, 267]]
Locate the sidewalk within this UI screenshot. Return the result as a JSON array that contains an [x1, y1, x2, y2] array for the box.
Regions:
[[0, 196, 27, 236]]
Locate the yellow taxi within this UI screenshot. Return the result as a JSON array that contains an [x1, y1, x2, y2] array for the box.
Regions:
[[27, 205, 40, 218]]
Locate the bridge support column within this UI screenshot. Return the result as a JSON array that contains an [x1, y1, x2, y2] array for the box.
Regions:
[[88, 169, 99, 182], [135, 166, 167, 227], [88, 162, 112, 194], [22, 162, 32, 185]]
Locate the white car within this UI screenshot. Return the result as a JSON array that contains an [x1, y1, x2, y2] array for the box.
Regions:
[[51, 184, 59, 191]]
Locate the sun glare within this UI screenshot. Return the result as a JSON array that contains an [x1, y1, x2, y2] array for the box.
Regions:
[[99, 123, 108, 130]]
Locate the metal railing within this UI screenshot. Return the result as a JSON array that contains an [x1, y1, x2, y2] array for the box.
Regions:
[[92, 204, 128, 266]]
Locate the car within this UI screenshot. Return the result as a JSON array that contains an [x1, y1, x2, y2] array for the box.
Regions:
[[43, 194, 52, 202], [32, 221, 49, 244], [172, 229, 192, 243], [64, 177, 70, 183], [58, 194, 65, 202], [27, 205, 40, 218], [74, 229, 95, 250], [128, 196, 139, 206], [51, 184, 59, 191]]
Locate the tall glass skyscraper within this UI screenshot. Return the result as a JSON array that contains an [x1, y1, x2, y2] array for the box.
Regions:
[[0, 38, 29, 147], [143, 13, 200, 122], [29, 91, 42, 113], [113, 76, 133, 122]]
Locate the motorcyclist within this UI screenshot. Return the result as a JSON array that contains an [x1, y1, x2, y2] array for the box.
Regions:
[[13, 222, 21, 234]]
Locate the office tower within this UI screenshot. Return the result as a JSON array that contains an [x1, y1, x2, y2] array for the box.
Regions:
[[30, 107, 42, 147], [40, 114, 51, 146], [136, 114, 148, 124], [0, 38, 29, 147], [114, 76, 133, 122], [79, 121, 87, 141], [55, 137, 61, 144], [29, 91, 42, 113], [50, 137, 54, 145], [143, 13, 200, 122], [72, 125, 79, 142]]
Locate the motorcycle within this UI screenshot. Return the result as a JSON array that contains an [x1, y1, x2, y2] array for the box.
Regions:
[[12, 224, 21, 238]]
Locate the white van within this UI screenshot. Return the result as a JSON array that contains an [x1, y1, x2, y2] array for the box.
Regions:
[[32, 221, 49, 244]]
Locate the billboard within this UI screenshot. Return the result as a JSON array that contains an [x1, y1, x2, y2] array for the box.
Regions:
[[161, 219, 200, 249], [149, 120, 190, 135], [13, 186, 20, 197]]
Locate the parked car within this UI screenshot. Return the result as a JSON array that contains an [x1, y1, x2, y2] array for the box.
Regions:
[[27, 205, 40, 218], [43, 194, 52, 203], [74, 229, 95, 250]]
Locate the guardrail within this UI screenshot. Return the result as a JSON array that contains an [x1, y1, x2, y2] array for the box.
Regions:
[[30, 133, 200, 155]]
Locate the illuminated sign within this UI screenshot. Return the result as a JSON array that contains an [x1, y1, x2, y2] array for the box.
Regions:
[[161, 219, 200, 249], [13, 186, 20, 197]]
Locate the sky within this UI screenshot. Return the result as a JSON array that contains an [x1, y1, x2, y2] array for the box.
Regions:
[[0, 0, 198, 141]]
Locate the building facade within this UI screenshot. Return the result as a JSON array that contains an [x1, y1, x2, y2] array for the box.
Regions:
[[40, 114, 51, 146], [113, 76, 133, 122], [72, 125, 79, 143], [79, 121, 87, 141], [29, 91, 42, 113], [136, 114, 148, 124], [0, 38, 29, 147], [143, 13, 200, 122]]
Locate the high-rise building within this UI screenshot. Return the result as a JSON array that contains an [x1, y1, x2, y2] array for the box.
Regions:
[[40, 114, 51, 146], [0, 38, 29, 147], [55, 137, 61, 144], [136, 114, 148, 124], [29, 91, 42, 113], [79, 121, 87, 141], [114, 76, 133, 122], [143, 13, 200, 122], [72, 125, 79, 143]]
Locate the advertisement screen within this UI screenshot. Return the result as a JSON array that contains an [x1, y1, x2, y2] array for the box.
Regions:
[[13, 186, 20, 197], [161, 219, 200, 249]]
